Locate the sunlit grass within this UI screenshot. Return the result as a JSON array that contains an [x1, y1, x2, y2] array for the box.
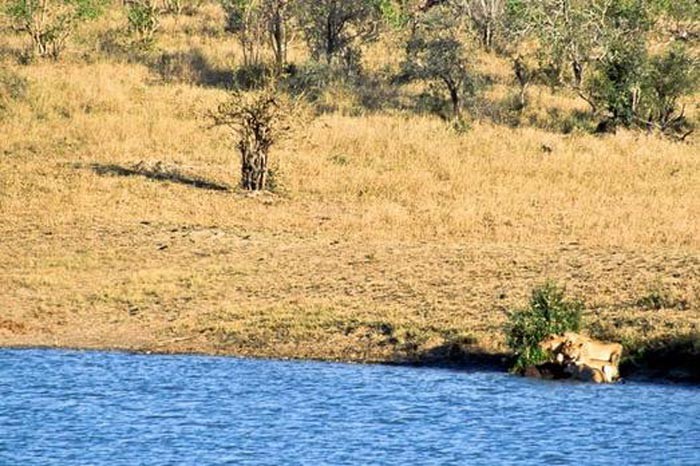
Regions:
[[0, 2, 698, 361]]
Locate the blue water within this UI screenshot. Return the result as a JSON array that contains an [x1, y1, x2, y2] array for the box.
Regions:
[[0, 350, 698, 465]]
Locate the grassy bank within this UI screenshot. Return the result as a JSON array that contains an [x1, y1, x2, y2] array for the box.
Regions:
[[1, 3, 698, 379]]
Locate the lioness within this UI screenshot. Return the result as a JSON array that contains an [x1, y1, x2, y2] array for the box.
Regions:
[[538, 332, 622, 383], [538, 333, 568, 355], [561, 337, 623, 366], [561, 356, 619, 383], [564, 363, 606, 384], [540, 332, 622, 365]]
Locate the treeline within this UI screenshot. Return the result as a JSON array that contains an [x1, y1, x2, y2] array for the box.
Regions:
[[2, 0, 698, 137]]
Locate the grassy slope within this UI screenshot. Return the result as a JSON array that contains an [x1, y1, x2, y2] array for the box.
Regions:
[[0, 4, 698, 367]]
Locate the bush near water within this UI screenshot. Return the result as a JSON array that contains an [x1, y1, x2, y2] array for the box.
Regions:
[[506, 282, 583, 373]]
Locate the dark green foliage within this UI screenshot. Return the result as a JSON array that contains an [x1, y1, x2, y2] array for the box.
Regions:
[[588, 39, 648, 126], [645, 44, 698, 133], [621, 333, 700, 382], [505, 282, 583, 372], [220, 0, 249, 33], [296, 0, 382, 64], [400, 5, 478, 121], [588, 40, 698, 134]]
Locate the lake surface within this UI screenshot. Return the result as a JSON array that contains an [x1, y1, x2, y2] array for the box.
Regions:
[[0, 349, 698, 465]]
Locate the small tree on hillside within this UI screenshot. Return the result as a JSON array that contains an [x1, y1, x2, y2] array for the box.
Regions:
[[645, 43, 698, 136], [401, 4, 478, 121], [126, 0, 160, 48], [588, 40, 698, 135], [211, 88, 301, 191], [221, 0, 267, 68], [221, 0, 293, 74], [4, 0, 104, 59], [296, 0, 382, 66], [264, 0, 292, 73], [587, 38, 648, 128], [461, 0, 506, 52]]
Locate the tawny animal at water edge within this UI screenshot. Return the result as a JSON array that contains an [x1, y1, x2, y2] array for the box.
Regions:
[[539, 333, 623, 383]]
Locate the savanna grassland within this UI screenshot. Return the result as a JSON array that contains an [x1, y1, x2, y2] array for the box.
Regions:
[[1, 1, 698, 370]]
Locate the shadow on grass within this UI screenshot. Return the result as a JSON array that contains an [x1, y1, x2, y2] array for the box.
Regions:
[[398, 341, 510, 372], [90, 162, 230, 192], [151, 48, 235, 88]]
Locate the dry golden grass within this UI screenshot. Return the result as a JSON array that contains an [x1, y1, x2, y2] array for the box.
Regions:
[[1, 3, 698, 363]]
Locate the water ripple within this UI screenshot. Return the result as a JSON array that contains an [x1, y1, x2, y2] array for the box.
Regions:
[[0, 349, 698, 465]]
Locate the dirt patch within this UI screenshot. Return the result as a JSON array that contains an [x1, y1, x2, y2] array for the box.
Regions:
[[0, 319, 28, 334]]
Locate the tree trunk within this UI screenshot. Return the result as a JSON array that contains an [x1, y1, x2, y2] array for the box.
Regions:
[[270, 1, 287, 73], [239, 138, 268, 191], [572, 59, 584, 89], [518, 84, 527, 109], [514, 56, 528, 108], [449, 85, 462, 121], [482, 21, 492, 52]]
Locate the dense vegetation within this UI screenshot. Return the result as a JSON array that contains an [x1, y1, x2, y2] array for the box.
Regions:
[[3, 0, 698, 142]]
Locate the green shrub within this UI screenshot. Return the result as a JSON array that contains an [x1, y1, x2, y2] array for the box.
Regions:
[[4, 0, 105, 59], [400, 4, 479, 122], [126, 0, 160, 48], [587, 38, 648, 128], [505, 281, 583, 373], [645, 43, 698, 136]]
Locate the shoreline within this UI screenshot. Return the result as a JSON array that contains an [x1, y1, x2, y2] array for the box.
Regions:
[[2, 338, 697, 384]]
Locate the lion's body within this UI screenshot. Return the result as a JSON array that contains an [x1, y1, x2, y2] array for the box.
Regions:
[[538, 332, 622, 383], [565, 363, 606, 383]]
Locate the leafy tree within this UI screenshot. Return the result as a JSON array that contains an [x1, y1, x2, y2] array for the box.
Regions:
[[211, 87, 303, 191], [645, 43, 698, 135], [296, 0, 382, 66], [221, 0, 266, 67], [264, 0, 292, 73], [587, 38, 648, 127], [401, 3, 477, 121], [4, 0, 104, 59], [460, 0, 506, 51], [520, 1, 651, 91], [587, 38, 697, 135], [418, 0, 507, 51], [221, 0, 292, 73]]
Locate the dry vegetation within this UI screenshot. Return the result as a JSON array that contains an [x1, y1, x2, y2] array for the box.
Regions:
[[0, 2, 698, 367]]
